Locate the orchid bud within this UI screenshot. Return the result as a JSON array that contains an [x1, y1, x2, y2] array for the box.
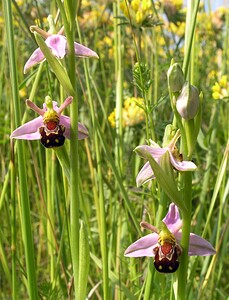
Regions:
[[176, 81, 200, 120], [167, 63, 185, 93]]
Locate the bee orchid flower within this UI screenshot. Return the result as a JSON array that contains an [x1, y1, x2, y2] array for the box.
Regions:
[[135, 131, 197, 186], [10, 96, 88, 148], [124, 203, 216, 273], [24, 26, 99, 73]]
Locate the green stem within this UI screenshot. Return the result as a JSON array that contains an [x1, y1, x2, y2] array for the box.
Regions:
[[59, 0, 79, 297], [67, 26, 80, 300], [182, 0, 200, 78], [177, 172, 192, 300], [114, 1, 124, 174], [55, 146, 70, 182], [3, 1, 38, 298], [10, 156, 17, 300], [77, 17, 109, 297], [46, 151, 56, 283], [143, 259, 154, 300]]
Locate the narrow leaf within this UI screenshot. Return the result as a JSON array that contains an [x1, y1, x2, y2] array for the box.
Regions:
[[78, 221, 90, 300]]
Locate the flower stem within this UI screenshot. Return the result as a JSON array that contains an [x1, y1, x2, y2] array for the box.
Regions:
[[61, 0, 80, 297], [77, 18, 109, 297], [46, 151, 56, 282], [113, 1, 124, 174], [3, 1, 38, 298], [177, 171, 192, 300], [10, 153, 17, 300]]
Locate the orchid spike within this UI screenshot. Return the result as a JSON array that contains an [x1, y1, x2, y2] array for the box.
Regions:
[[10, 96, 88, 148], [135, 131, 197, 186], [24, 26, 99, 73], [124, 203, 216, 273]]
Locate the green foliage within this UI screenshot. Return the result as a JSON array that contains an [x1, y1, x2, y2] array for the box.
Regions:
[[132, 62, 152, 94], [0, 0, 228, 299]]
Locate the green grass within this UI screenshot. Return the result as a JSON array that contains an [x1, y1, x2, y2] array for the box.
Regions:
[[0, 0, 228, 299]]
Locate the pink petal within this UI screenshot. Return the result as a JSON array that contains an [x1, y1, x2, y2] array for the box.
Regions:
[[124, 233, 158, 257], [135, 145, 167, 159], [24, 48, 45, 73], [74, 42, 99, 58], [60, 115, 88, 140], [163, 203, 182, 234], [10, 116, 43, 140], [45, 35, 67, 59], [59, 115, 70, 129], [169, 153, 197, 171], [77, 122, 89, 140], [175, 231, 216, 256], [136, 161, 155, 187]]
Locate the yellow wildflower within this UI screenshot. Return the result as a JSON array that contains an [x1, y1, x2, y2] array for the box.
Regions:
[[142, 0, 152, 12], [219, 75, 227, 89], [212, 75, 229, 100], [120, 0, 154, 28], [131, 0, 140, 12], [108, 97, 145, 128], [136, 11, 144, 24], [108, 110, 116, 128], [19, 87, 27, 99]]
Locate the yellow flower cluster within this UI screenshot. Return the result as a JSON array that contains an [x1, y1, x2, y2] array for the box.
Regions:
[[108, 97, 145, 128], [212, 75, 229, 100], [120, 0, 153, 27], [169, 21, 185, 36]]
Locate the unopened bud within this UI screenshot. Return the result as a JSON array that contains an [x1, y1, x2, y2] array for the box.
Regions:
[[176, 82, 200, 120], [167, 63, 185, 93]]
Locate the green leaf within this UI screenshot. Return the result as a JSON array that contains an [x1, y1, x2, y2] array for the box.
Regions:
[[90, 253, 138, 300], [34, 32, 75, 95], [54, 146, 70, 182], [78, 221, 90, 300]]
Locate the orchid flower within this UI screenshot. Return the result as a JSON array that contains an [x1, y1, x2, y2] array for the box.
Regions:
[[24, 26, 99, 73], [11, 96, 88, 148], [135, 131, 197, 186], [124, 203, 216, 273]]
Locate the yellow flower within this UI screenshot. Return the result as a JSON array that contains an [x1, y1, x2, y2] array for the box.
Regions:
[[19, 87, 27, 99], [120, 0, 153, 28], [108, 97, 145, 128], [136, 11, 144, 24], [208, 70, 217, 81], [219, 75, 227, 89], [142, 0, 152, 12], [108, 110, 116, 128], [212, 91, 220, 100], [212, 75, 229, 100], [131, 0, 140, 12], [212, 82, 221, 93], [169, 21, 185, 36], [120, 2, 128, 17]]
